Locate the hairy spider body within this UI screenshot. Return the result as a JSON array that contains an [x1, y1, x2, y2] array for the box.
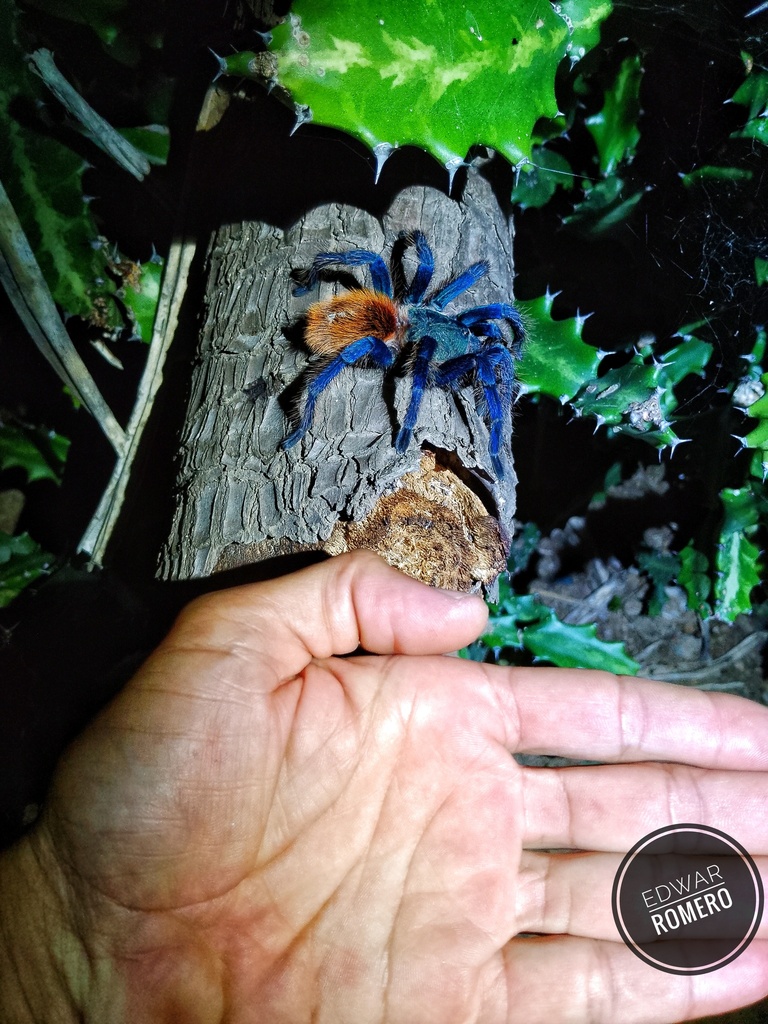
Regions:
[[305, 291, 399, 354], [282, 232, 524, 478]]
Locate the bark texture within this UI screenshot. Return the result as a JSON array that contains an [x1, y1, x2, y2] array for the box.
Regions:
[[161, 169, 519, 592]]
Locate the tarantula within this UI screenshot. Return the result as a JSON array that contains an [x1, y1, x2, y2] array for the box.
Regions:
[[281, 230, 524, 478]]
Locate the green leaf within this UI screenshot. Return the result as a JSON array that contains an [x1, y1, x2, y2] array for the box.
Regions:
[[0, 0, 123, 326], [584, 52, 643, 175], [118, 124, 170, 166], [522, 613, 640, 673], [731, 68, 768, 120], [730, 69, 768, 148], [564, 176, 645, 235], [755, 257, 768, 287], [122, 255, 163, 341], [570, 333, 711, 449], [747, 326, 767, 366], [739, 368, 768, 477], [263, 0, 613, 171], [637, 549, 679, 616], [734, 119, 768, 146], [559, 0, 612, 55], [511, 147, 575, 208], [661, 333, 714, 385], [0, 531, 52, 607], [482, 612, 526, 650], [507, 521, 542, 576], [24, 0, 126, 46], [678, 543, 711, 617], [713, 488, 761, 622], [715, 531, 760, 621], [680, 166, 754, 185], [588, 460, 623, 508], [574, 361, 664, 427], [23, 0, 165, 56], [0, 423, 69, 484], [516, 291, 600, 401], [482, 592, 640, 673]]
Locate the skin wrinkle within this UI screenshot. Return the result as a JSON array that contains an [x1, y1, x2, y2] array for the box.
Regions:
[[587, 941, 616, 1024], [556, 768, 578, 851], [616, 673, 644, 763], [548, 853, 569, 937], [334, 553, 378, 655], [704, 688, 727, 766], [671, 762, 706, 827], [486, 664, 522, 754]]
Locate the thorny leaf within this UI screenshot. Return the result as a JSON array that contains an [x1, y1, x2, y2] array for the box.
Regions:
[[516, 290, 600, 402], [564, 175, 645, 235], [252, 0, 612, 175], [519, 298, 712, 450], [584, 52, 643, 175], [0, 531, 52, 607], [730, 68, 768, 148], [730, 67, 768, 120], [678, 543, 711, 618], [510, 146, 574, 208], [0, 423, 69, 484], [714, 487, 761, 622], [481, 591, 640, 673]]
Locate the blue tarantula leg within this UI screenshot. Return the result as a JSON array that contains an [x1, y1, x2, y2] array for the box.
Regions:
[[432, 354, 476, 385], [479, 346, 517, 478], [293, 249, 393, 297], [395, 335, 438, 455], [427, 260, 489, 310], [466, 320, 505, 341], [477, 359, 505, 478], [282, 336, 394, 449], [434, 347, 515, 478], [399, 230, 435, 303], [456, 303, 525, 353]]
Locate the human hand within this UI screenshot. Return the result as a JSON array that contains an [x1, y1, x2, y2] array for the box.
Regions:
[[1, 551, 767, 1024]]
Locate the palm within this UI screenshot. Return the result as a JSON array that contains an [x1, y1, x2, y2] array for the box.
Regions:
[[47, 636, 522, 1020], [31, 554, 768, 1024]]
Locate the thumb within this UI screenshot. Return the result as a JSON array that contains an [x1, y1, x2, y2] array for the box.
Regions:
[[166, 551, 489, 684]]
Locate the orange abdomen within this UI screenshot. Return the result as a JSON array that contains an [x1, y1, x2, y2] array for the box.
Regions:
[[304, 290, 400, 355]]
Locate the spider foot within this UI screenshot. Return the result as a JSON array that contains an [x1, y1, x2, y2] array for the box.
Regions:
[[281, 427, 305, 450], [395, 426, 412, 455]]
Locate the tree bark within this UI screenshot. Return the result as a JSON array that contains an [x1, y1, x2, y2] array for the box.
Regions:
[[160, 166, 519, 593]]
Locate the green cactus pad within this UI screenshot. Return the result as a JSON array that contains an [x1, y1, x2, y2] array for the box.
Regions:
[[678, 543, 711, 618], [573, 334, 712, 448], [584, 52, 642, 175], [731, 68, 768, 148], [263, 0, 611, 173], [715, 488, 761, 622], [516, 291, 600, 402]]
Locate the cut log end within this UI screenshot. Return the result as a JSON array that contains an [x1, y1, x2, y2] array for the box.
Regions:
[[324, 450, 510, 593]]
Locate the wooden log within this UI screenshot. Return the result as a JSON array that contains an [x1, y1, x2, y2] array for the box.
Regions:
[[160, 169, 519, 593]]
